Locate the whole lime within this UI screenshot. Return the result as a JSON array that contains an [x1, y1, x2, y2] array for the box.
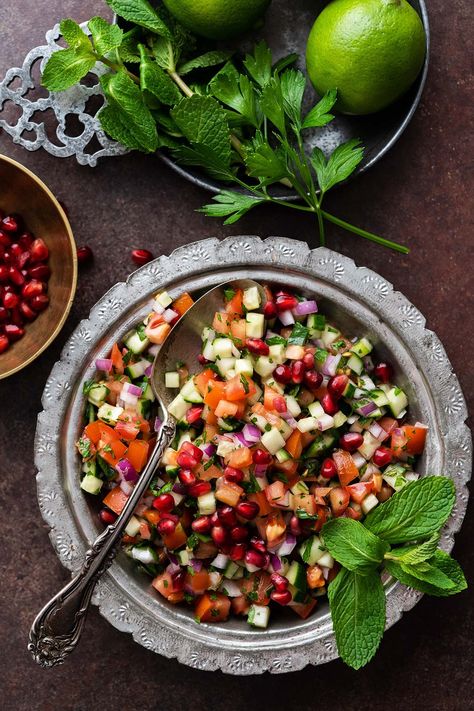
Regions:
[[306, 0, 426, 115], [162, 0, 272, 41]]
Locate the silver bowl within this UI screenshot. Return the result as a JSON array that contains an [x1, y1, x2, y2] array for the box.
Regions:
[[35, 236, 471, 675]]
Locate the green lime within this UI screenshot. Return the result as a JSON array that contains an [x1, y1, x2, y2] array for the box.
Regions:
[[162, 0, 272, 41], [306, 0, 426, 115]]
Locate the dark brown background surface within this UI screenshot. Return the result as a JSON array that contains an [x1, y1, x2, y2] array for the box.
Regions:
[[0, 1, 473, 710]]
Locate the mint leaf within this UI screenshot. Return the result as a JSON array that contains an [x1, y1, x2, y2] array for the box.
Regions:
[[98, 104, 144, 151], [179, 51, 232, 76], [280, 69, 306, 126], [328, 568, 385, 670], [302, 89, 337, 129], [172, 144, 234, 182], [139, 45, 181, 105], [385, 532, 440, 565], [105, 0, 172, 39], [385, 550, 467, 597], [311, 139, 364, 195], [364, 476, 456, 544], [399, 561, 455, 590], [171, 95, 231, 165], [60, 19, 90, 50], [100, 72, 158, 152], [243, 40, 272, 87], [322, 519, 389, 575], [199, 190, 266, 225], [88, 17, 123, 56], [118, 28, 141, 63], [42, 47, 97, 92]]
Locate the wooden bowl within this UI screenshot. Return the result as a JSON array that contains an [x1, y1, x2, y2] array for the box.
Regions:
[[0, 155, 77, 379]]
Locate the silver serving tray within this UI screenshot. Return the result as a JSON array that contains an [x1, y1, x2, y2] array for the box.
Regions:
[[35, 236, 471, 675]]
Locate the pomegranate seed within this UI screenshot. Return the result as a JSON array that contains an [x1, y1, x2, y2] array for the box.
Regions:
[[161, 512, 179, 523], [304, 369, 323, 390], [291, 360, 306, 384], [0, 306, 8, 321], [77, 245, 93, 264], [30, 238, 49, 263], [2, 215, 19, 233], [177, 451, 199, 470], [2, 251, 13, 266], [152, 493, 175, 512], [290, 515, 302, 536], [27, 264, 51, 280], [211, 525, 228, 546], [22, 279, 44, 299], [186, 406, 204, 424], [270, 589, 292, 606], [181, 441, 204, 462], [19, 301, 37, 321], [230, 543, 246, 561], [340, 432, 364, 452], [252, 448, 272, 465], [197, 354, 210, 365], [246, 338, 269, 356], [10, 243, 23, 261], [236, 501, 260, 520], [157, 518, 176, 535], [374, 362, 393, 383], [328, 374, 349, 400], [171, 570, 185, 591], [270, 573, 289, 592], [30, 294, 49, 311], [250, 537, 266, 553], [273, 364, 292, 384], [11, 306, 23, 327], [99, 509, 117, 525], [17, 250, 30, 269], [210, 511, 220, 527], [373, 447, 393, 467], [263, 301, 277, 318], [303, 352, 315, 369], [188, 481, 211, 498], [245, 549, 265, 568], [0, 230, 11, 247], [3, 291, 18, 309], [224, 466, 244, 483], [0, 334, 9, 353], [273, 396, 287, 413], [5, 324, 24, 341], [321, 392, 339, 416], [230, 525, 249, 542], [18, 232, 33, 249], [8, 266, 24, 286], [178, 468, 196, 487], [131, 248, 153, 266], [0, 265, 8, 282], [321, 458, 337, 479], [191, 515, 212, 534], [218, 506, 237, 528], [275, 292, 298, 312]]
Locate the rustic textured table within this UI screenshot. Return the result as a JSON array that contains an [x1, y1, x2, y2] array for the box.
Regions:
[[0, 1, 472, 709]]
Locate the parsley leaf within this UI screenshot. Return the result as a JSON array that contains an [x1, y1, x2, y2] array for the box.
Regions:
[[311, 139, 364, 195], [302, 89, 337, 129], [199, 190, 266, 225]]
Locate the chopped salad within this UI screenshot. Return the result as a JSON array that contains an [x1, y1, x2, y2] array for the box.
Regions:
[[77, 284, 428, 627]]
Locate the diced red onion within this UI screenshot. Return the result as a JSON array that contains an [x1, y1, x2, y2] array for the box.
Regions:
[[211, 553, 229, 569], [119, 479, 133, 496], [321, 353, 341, 377], [201, 443, 216, 457], [122, 381, 143, 397], [242, 423, 261, 443], [172, 482, 187, 495], [321, 566, 330, 581], [254, 464, 269, 477], [311, 338, 325, 348], [280, 411, 298, 428], [316, 414, 335, 432], [363, 356, 374, 372], [347, 414, 359, 425], [368, 421, 387, 441], [277, 533, 297, 556], [352, 452, 367, 469], [145, 364, 153, 377], [233, 432, 251, 448], [162, 308, 179, 323], [166, 561, 181, 576], [293, 299, 318, 316], [270, 554, 282, 572], [95, 358, 113, 372], [279, 309, 295, 326], [148, 344, 160, 357], [152, 299, 165, 314], [120, 392, 139, 407], [220, 579, 242, 597], [405, 472, 419, 482], [356, 401, 378, 417], [190, 558, 203, 572], [116, 458, 138, 482], [231, 343, 241, 358], [154, 417, 162, 433]]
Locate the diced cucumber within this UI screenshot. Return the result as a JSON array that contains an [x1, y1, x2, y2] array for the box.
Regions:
[[321, 324, 341, 348], [165, 371, 180, 389], [297, 416, 318, 433], [351, 337, 373, 358], [177, 549, 190, 566], [87, 383, 109, 407], [82, 459, 97, 476], [285, 395, 301, 417], [248, 413, 268, 432], [168, 393, 192, 420], [304, 432, 337, 458], [136, 398, 152, 420], [213, 337, 233, 358], [333, 411, 347, 428], [361, 494, 380, 514], [386, 387, 408, 417], [299, 535, 326, 566], [290, 480, 309, 496], [180, 378, 203, 403], [246, 312, 264, 338], [308, 401, 324, 418], [370, 389, 390, 407], [141, 383, 155, 401], [261, 427, 286, 455], [125, 515, 141, 537], [359, 374, 376, 391], [248, 604, 270, 629], [276, 447, 291, 463], [278, 418, 293, 441], [318, 552, 335, 569], [268, 344, 285, 363], [219, 579, 242, 597], [165, 464, 179, 477], [248, 381, 262, 406], [131, 545, 158, 565], [358, 431, 380, 460], [263, 376, 284, 394], [224, 561, 240, 579], [201, 327, 215, 342], [202, 339, 216, 362], [286, 561, 307, 591], [307, 313, 325, 337], [254, 356, 276, 378], [347, 352, 364, 375], [243, 286, 261, 311], [125, 359, 149, 380], [383, 473, 408, 492], [80, 474, 103, 495], [216, 357, 235, 377], [124, 329, 149, 355], [342, 379, 357, 399], [97, 404, 123, 426], [288, 584, 307, 603], [235, 358, 253, 376], [198, 491, 216, 515], [154, 291, 172, 309]]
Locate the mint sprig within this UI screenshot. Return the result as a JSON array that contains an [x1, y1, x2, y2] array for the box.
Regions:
[[323, 476, 467, 670], [40, 3, 409, 255]]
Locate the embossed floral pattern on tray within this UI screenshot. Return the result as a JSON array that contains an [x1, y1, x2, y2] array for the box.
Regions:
[[34, 237, 471, 675]]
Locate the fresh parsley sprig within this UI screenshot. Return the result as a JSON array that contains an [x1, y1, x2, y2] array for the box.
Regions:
[[41, 0, 409, 254], [321, 476, 467, 670]]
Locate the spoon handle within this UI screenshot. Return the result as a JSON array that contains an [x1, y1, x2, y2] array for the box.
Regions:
[[28, 418, 176, 668]]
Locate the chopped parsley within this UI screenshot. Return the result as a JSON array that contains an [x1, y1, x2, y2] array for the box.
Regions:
[[136, 323, 147, 341], [296, 509, 319, 520], [315, 348, 329, 363], [266, 335, 287, 346], [240, 374, 250, 394], [224, 288, 236, 302], [82, 379, 95, 395], [288, 322, 309, 346]]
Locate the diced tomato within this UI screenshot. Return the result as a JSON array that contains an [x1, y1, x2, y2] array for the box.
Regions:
[[204, 407, 218, 425], [105, 379, 125, 405], [291, 492, 317, 515], [290, 598, 317, 619], [226, 446, 253, 469], [344, 505, 362, 520], [285, 429, 303, 459], [378, 416, 398, 435], [84, 420, 118, 445], [139, 521, 152, 540], [184, 570, 210, 595], [126, 439, 149, 472], [225, 288, 244, 316], [307, 565, 325, 589], [264, 511, 287, 545], [263, 386, 282, 412], [392, 424, 428, 457], [143, 508, 161, 525], [231, 595, 250, 616], [345, 482, 373, 504], [162, 522, 187, 550], [248, 490, 272, 517], [329, 487, 350, 516], [194, 368, 219, 397], [239, 572, 272, 605], [203, 380, 226, 410], [333, 449, 359, 486], [310, 504, 329, 533], [118, 410, 150, 433], [372, 472, 383, 493], [212, 311, 231, 334], [152, 571, 181, 600], [265, 480, 290, 508], [195, 593, 231, 622], [225, 374, 256, 402], [195, 462, 222, 481], [114, 419, 140, 442], [172, 292, 194, 316], [110, 343, 124, 374], [145, 318, 171, 344], [99, 438, 127, 466], [203, 423, 219, 441], [103, 486, 129, 515], [230, 318, 246, 344], [274, 458, 298, 478], [215, 477, 244, 507], [214, 399, 239, 418]]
